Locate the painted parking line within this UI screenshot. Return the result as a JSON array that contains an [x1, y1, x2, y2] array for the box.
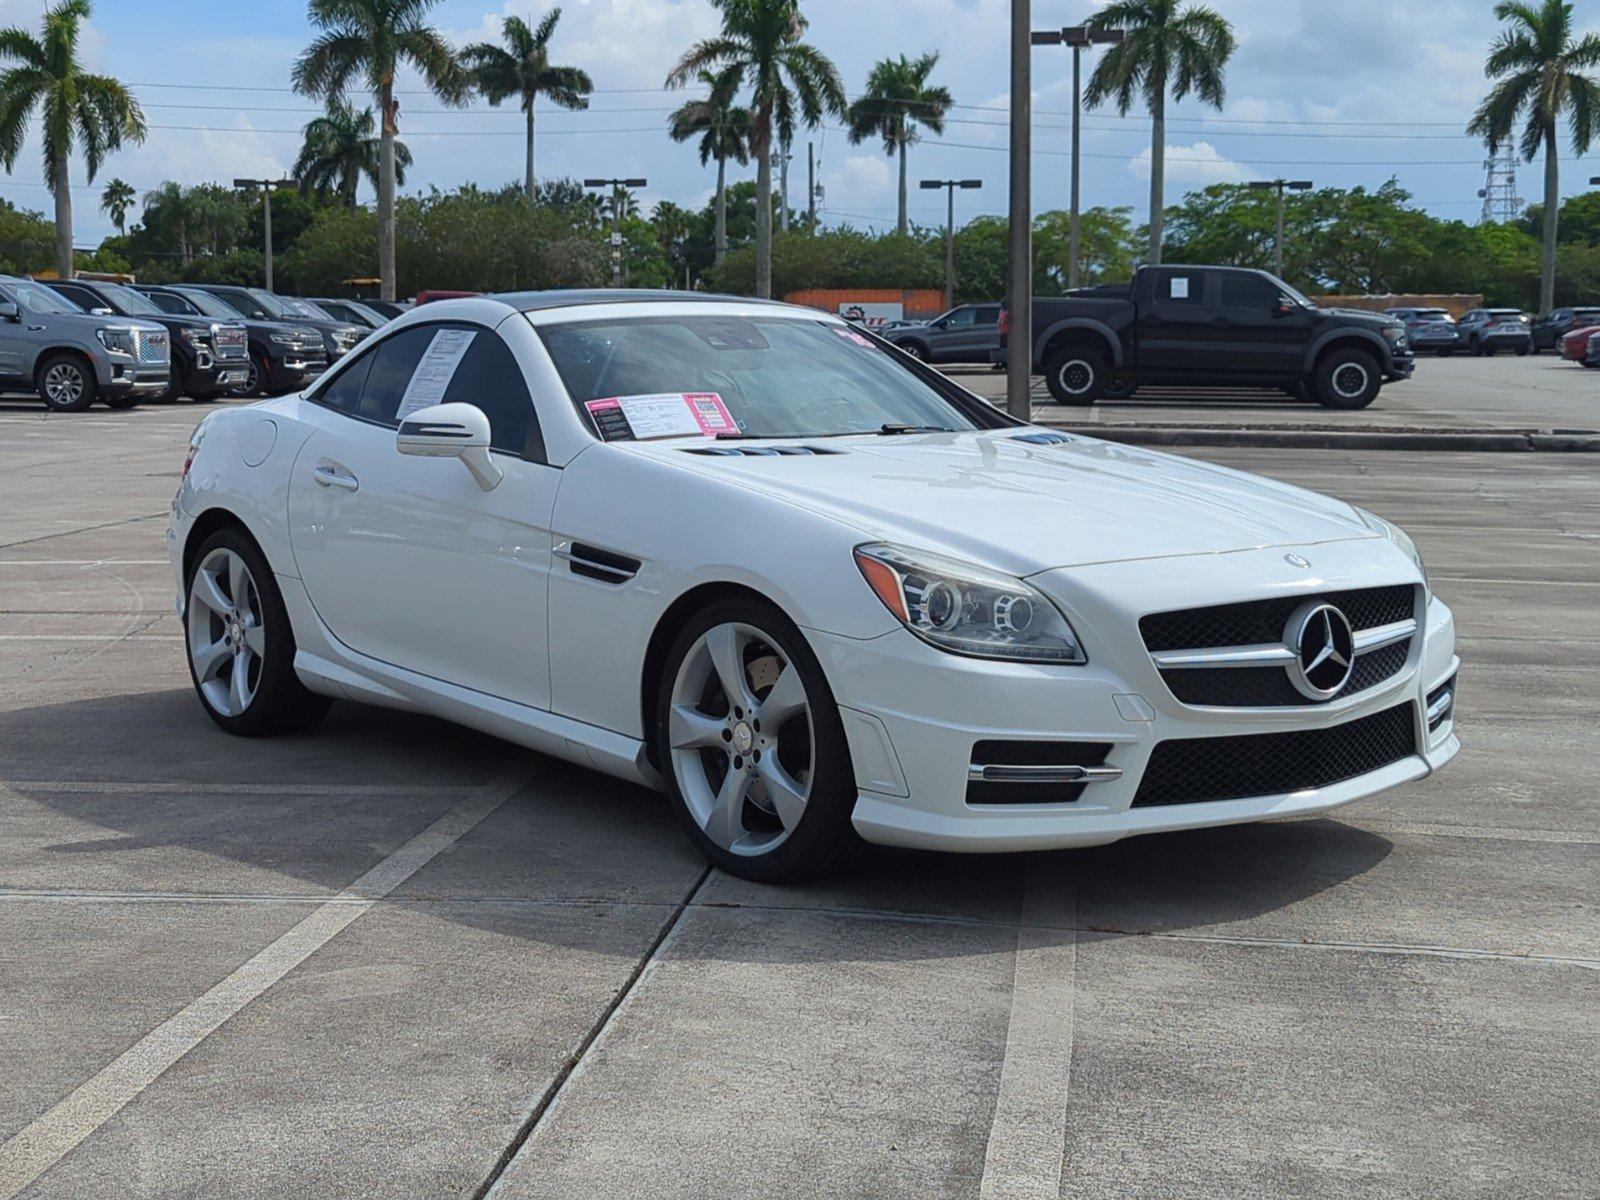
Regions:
[[0, 768, 535, 1199], [1, 780, 483, 797], [0, 634, 181, 642], [0, 560, 168, 566]]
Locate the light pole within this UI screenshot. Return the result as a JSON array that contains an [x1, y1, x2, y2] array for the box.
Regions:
[[1032, 25, 1124, 290], [1247, 179, 1313, 279], [584, 177, 647, 287], [233, 178, 295, 291], [921, 179, 982, 311], [1007, 0, 1033, 422]]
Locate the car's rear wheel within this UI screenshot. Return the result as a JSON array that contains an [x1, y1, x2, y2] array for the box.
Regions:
[[37, 353, 96, 413], [899, 341, 928, 361], [655, 598, 857, 882], [1315, 348, 1382, 409], [185, 528, 332, 736], [1043, 346, 1106, 405]]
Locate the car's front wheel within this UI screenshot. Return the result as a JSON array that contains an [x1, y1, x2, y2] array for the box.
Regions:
[[1043, 346, 1106, 405], [1315, 348, 1381, 409], [655, 598, 857, 882], [185, 528, 333, 736], [36, 353, 97, 413], [898, 341, 928, 362]]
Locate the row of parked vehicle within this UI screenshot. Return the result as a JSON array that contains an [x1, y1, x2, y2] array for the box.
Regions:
[[1384, 304, 1600, 360], [0, 273, 407, 412]]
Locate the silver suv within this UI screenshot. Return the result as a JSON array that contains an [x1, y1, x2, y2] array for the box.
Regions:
[[0, 275, 171, 412]]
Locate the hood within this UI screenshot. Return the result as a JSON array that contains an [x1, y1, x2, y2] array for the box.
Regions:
[[250, 319, 321, 341], [143, 313, 220, 333], [44, 311, 167, 336], [1316, 307, 1399, 330], [636, 429, 1375, 576]]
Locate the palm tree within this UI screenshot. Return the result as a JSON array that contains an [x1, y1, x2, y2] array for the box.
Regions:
[[1085, 0, 1234, 265], [1469, 0, 1600, 314], [668, 66, 750, 264], [0, 0, 145, 278], [99, 177, 135, 234], [142, 180, 198, 265], [667, 0, 845, 298], [845, 53, 951, 235], [292, 0, 468, 301], [294, 100, 410, 206], [463, 9, 592, 201]]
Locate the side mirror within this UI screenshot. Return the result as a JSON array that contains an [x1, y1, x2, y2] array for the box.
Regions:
[[1273, 297, 1296, 317], [0, 300, 17, 322], [91, 306, 114, 316], [395, 402, 502, 491]]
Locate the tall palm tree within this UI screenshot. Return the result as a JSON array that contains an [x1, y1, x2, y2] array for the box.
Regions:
[[142, 181, 201, 264], [99, 177, 135, 234], [845, 53, 951, 235], [1085, 0, 1234, 265], [667, 0, 845, 298], [1469, 0, 1600, 314], [292, 0, 468, 301], [463, 9, 592, 201], [0, 0, 145, 277], [294, 100, 410, 206], [668, 66, 750, 264]]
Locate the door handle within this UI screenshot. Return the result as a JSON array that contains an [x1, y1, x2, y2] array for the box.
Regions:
[[26, 325, 44, 331], [312, 465, 358, 492], [1144, 314, 1163, 325]]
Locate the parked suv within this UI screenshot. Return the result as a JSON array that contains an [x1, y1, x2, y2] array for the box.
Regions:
[[0, 274, 169, 412], [187, 284, 365, 364], [1456, 308, 1532, 356], [43, 277, 250, 402], [1530, 307, 1600, 352], [135, 285, 328, 398], [307, 297, 388, 330], [1384, 307, 1461, 356], [883, 303, 1001, 364]]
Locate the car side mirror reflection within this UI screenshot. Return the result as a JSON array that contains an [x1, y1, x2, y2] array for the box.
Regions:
[[395, 402, 502, 492], [1273, 297, 1296, 317]]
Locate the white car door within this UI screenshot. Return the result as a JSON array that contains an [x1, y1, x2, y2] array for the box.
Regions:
[[287, 319, 558, 709]]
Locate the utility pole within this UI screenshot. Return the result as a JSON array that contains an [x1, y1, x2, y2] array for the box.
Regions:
[[1247, 178, 1312, 278], [584, 177, 647, 287], [921, 179, 982, 311], [807, 142, 817, 231], [1032, 25, 1124, 289], [1007, 0, 1033, 422], [233, 177, 295, 291]]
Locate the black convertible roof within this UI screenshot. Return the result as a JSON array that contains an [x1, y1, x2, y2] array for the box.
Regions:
[[491, 288, 790, 312]]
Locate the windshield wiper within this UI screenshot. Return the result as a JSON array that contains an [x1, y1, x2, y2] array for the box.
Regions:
[[877, 423, 953, 435]]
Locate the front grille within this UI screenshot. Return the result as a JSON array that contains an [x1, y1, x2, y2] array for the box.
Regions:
[[1163, 637, 1411, 708], [134, 329, 170, 364], [213, 326, 248, 360], [1140, 585, 1416, 653], [1132, 702, 1417, 808], [966, 740, 1112, 806]]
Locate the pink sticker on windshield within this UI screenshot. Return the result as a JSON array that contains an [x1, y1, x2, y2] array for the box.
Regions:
[[684, 392, 737, 435]]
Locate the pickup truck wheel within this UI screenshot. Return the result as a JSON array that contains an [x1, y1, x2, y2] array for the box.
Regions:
[[1043, 348, 1105, 405], [231, 354, 266, 398], [37, 353, 97, 413], [103, 395, 140, 410], [1315, 349, 1381, 410]]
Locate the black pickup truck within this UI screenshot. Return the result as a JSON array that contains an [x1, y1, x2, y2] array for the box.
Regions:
[[997, 265, 1414, 409]]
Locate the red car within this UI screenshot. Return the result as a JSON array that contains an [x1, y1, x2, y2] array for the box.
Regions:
[[1559, 324, 1600, 361], [415, 289, 481, 305]]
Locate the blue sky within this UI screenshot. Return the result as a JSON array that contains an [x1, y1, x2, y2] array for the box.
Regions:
[[2, 0, 1598, 246]]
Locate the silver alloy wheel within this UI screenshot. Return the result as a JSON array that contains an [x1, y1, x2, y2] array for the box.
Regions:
[[667, 621, 814, 857], [1057, 358, 1095, 396], [42, 362, 85, 406], [186, 547, 265, 717], [1332, 361, 1370, 399]]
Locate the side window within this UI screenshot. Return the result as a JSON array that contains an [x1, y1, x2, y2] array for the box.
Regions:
[[353, 325, 438, 424], [1218, 274, 1282, 310], [974, 305, 1001, 326], [946, 307, 977, 328], [313, 346, 376, 414], [53, 283, 96, 309], [1155, 270, 1205, 305]]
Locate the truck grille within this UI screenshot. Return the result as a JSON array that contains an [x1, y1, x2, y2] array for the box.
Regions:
[[1132, 701, 1418, 808], [213, 326, 248, 361], [134, 329, 170, 365]]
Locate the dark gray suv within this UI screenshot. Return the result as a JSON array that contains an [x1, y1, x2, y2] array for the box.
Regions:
[[883, 303, 1002, 364], [0, 275, 170, 412]]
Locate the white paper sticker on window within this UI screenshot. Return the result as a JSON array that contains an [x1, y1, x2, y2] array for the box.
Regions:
[[1169, 276, 1190, 300], [396, 328, 477, 420]]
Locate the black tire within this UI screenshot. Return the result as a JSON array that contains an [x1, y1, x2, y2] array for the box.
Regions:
[[1437, 349, 1453, 358], [1042, 346, 1106, 405], [1314, 348, 1382, 410], [184, 526, 333, 737], [1282, 380, 1313, 403], [1470, 338, 1486, 357], [102, 395, 140, 410], [653, 595, 858, 883], [898, 341, 928, 362], [1483, 346, 1497, 358], [1516, 347, 1530, 357], [231, 353, 266, 398], [157, 364, 187, 403], [1101, 375, 1139, 400], [36, 352, 97, 413]]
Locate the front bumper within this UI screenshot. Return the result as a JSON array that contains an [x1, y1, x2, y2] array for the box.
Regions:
[[1384, 350, 1415, 381], [103, 364, 171, 396], [813, 542, 1458, 852]]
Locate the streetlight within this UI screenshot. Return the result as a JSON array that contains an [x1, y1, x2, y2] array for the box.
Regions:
[[1032, 24, 1125, 289], [1007, 0, 1034, 422], [1247, 179, 1313, 278], [921, 179, 982, 310], [584, 177, 647, 287], [233, 178, 295, 292]]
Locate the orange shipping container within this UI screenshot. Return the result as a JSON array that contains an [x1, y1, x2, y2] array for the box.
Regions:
[[784, 288, 947, 322]]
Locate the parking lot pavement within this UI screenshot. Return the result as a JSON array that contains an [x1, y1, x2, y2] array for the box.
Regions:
[[954, 350, 1598, 430], [0, 402, 1595, 1199]]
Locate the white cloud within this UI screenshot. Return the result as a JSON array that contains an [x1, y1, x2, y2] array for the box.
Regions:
[[1129, 141, 1249, 186]]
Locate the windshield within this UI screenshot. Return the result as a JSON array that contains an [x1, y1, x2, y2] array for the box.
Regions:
[[97, 283, 163, 316], [344, 301, 384, 325], [6, 280, 81, 315], [1261, 272, 1314, 307], [246, 288, 300, 319], [539, 315, 985, 440], [175, 288, 247, 319], [283, 296, 333, 319], [1416, 310, 1451, 321]]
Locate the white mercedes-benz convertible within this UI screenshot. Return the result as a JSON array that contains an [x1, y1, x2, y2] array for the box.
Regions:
[[170, 291, 1460, 881]]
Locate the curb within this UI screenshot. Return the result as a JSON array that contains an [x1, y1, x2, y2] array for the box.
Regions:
[[1049, 425, 1600, 453]]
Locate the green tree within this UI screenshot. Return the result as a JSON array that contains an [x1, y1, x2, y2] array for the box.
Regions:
[[99, 176, 135, 234], [0, 0, 146, 277], [141, 181, 200, 264], [463, 9, 592, 201], [1521, 190, 1600, 244], [669, 66, 750, 264], [1468, 0, 1600, 314], [844, 53, 952, 235], [295, 100, 409, 206], [0, 197, 55, 273], [667, 0, 846, 298], [292, 0, 469, 301], [1085, 0, 1234, 264]]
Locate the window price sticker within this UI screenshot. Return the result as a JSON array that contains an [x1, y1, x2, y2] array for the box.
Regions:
[[585, 392, 738, 441], [831, 326, 875, 348]]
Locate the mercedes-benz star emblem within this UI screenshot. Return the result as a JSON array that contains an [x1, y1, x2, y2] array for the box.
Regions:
[[1284, 553, 1311, 569], [1286, 601, 1355, 700]]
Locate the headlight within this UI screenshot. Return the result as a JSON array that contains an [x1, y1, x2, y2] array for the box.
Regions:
[[1356, 507, 1428, 594], [268, 330, 299, 346], [96, 327, 136, 355], [178, 327, 201, 346], [1382, 324, 1406, 345], [853, 543, 1087, 663]]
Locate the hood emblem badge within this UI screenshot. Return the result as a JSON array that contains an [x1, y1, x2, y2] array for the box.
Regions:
[[1286, 602, 1356, 700], [1284, 553, 1311, 569]]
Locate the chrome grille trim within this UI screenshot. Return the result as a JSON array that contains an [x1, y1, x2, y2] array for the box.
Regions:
[[966, 763, 1122, 784], [1153, 617, 1416, 671], [134, 328, 170, 365]]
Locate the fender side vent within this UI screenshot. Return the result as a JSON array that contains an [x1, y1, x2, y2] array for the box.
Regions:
[[1012, 431, 1074, 445], [683, 444, 842, 457], [559, 542, 640, 584]]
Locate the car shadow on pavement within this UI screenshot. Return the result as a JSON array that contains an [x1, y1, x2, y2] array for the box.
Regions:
[[5, 688, 1393, 965]]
